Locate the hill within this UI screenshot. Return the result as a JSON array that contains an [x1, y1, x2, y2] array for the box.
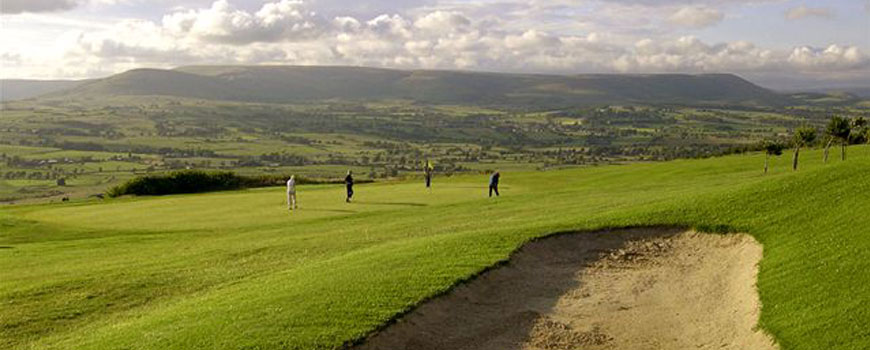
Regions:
[[789, 91, 864, 106], [0, 79, 847, 203], [1, 146, 868, 349], [779, 86, 870, 98], [47, 65, 791, 107], [846, 87, 870, 98], [0, 79, 89, 101], [57, 69, 241, 101]]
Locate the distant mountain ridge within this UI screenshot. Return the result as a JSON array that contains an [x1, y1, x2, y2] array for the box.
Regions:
[[781, 87, 870, 98], [0, 79, 91, 102], [10, 66, 792, 107]]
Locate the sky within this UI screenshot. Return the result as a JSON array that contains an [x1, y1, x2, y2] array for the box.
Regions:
[[1, 0, 868, 89]]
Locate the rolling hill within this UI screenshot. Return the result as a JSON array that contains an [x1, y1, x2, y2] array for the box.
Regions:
[[43, 65, 792, 107], [0, 79, 90, 102]]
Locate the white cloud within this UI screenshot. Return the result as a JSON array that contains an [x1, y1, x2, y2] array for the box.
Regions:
[[3, 13, 116, 29], [504, 30, 560, 50], [364, 14, 412, 39], [305, 0, 434, 18], [785, 5, 834, 20], [161, 0, 325, 44], [413, 11, 470, 33], [667, 6, 724, 28], [614, 37, 867, 75], [0, 0, 125, 14], [1, 52, 22, 65], [332, 16, 361, 32], [1, 0, 80, 14], [599, 0, 780, 4], [1, 0, 868, 87], [788, 45, 866, 70]]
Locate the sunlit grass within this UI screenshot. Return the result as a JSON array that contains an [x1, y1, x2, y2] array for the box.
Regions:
[[1, 146, 868, 350]]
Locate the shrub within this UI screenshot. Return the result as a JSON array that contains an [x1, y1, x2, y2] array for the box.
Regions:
[[107, 170, 243, 197], [107, 171, 372, 197]]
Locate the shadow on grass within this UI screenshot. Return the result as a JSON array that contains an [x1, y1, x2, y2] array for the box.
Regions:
[[301, 208, 359, 214], [354, 201, 428, 207]]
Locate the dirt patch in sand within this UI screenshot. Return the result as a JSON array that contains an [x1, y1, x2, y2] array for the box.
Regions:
[[354, 228, 778, 350]]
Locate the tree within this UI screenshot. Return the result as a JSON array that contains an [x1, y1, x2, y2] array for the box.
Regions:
[[850, 117, 868, 145], [823, 116, 847, 162], [822, 119, 835, 163], [762, 139, 786, 174], [823, 116, 851, 162], [792, 126, 816, 171]]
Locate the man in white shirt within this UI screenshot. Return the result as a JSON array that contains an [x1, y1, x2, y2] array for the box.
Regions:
[[287, 175, 297, 211]]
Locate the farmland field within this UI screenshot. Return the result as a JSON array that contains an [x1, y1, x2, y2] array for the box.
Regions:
[[2, 145, 868, 350], [3, 91, 867, 203]]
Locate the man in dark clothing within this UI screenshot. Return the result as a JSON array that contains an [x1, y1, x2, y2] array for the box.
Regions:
[[424, 161, 432, 189], [489, 171, 500, 197], [345, 170, 354, 202]]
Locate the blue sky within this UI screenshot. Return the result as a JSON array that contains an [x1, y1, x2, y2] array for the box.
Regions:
[[1, 0, 868, 88], [699, 1, 867, 48]]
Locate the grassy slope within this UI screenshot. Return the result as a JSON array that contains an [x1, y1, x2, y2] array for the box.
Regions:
[[0, 79, 88, 102], [1, 146, 868, 350], [50, 65, 789, 107]]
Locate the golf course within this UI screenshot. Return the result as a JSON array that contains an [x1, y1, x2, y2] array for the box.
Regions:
[[1, 145, 868, 349]]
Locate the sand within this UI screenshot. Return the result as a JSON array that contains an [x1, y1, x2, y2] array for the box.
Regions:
[[353, 228, 778, 350]]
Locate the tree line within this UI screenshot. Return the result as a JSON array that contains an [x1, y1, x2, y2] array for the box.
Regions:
[[762, 116, 869, 173]]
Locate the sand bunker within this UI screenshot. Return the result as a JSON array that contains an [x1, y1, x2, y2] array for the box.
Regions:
[[355, 228, 778, 350]]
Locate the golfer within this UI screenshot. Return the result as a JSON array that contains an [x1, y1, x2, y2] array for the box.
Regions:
[[286, 175, 297, 210], [489, 171, 500, 197], [424, 161, 433, 189], [345, 170, 354, 202]]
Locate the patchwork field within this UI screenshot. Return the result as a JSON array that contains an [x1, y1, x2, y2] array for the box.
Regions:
[[4, 92, 865, 202], [1, 146, 869, 350]]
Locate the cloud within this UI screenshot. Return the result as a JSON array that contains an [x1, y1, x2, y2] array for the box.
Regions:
[[1, 0, 124, 14], [1, 52, 22, 65], [612, 37, 868, 76], [1, 0, 80, 14], [413, 10, 470, 33], [788, 45, 867, 70], [364, 14, 413, 38], [307, 0, 435, 17], [614, 36, 773, 73], [2, 0, 868, 86], [161, 0, 325, 44], [667, 6, 723, 28], [591, 0, 781, 6], [785, 5, 834, 20]]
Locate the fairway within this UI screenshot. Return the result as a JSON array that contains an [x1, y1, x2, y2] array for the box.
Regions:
[[2, 146, 869, 350]]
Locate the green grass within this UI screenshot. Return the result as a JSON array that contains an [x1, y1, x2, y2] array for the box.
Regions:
[[3, 92, 842, 205], [1, 146, 869, 350]]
